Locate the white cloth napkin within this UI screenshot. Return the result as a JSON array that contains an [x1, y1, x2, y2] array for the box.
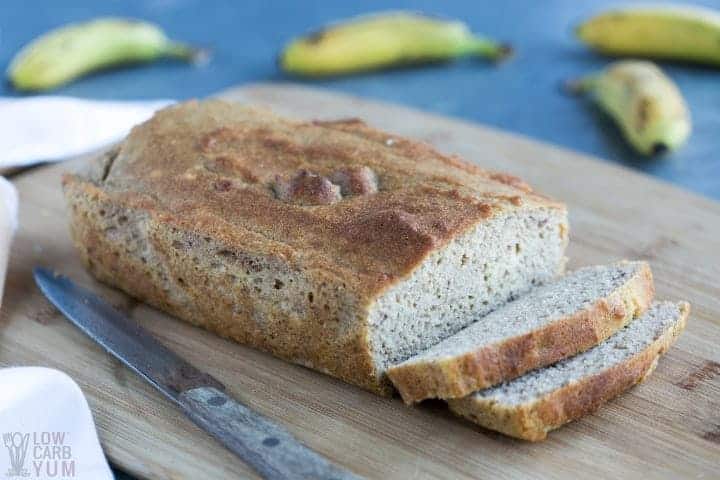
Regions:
[[0, 177, 18, 305], [0, 177, 18, 234], [0, 367, 114, 480], [0, 97, 132, 478], [0, 96, 173, 169]]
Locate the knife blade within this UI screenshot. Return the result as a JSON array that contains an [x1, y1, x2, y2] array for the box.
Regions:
[[33, 267, 360, 480]]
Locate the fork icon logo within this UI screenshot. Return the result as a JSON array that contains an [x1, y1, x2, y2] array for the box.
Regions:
[[3, 433, 30, 477]]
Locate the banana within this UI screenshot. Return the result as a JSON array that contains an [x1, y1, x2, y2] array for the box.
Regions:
[[567, 60, 691, 155], [279, 11, 512, 77], [576, 4, 720, 66], [8, 18, 205, 91]]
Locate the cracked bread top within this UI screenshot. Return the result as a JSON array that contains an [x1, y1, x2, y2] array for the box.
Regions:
[[68, 99, 566, 300]]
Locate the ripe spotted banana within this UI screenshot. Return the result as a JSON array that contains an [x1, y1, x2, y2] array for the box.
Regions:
[[279, 11, 512, 77], [567, 60, 691, 155], [8, 18, 205, 91], [576, 4, 720, 66]]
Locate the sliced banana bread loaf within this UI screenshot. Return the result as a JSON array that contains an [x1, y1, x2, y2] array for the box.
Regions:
[[62, 100, 568, 395], [388, 261, 654, 403], [448, 301, 689, 441]]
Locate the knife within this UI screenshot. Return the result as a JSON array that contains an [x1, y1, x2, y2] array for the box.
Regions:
[[33, 267, 360, 480]]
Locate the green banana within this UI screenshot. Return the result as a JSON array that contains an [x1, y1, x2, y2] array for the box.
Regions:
[[8, 18, 205, 91], [567, 60, 691, 156], [279, 11, 512, 77], [576, 4, 720, 66]]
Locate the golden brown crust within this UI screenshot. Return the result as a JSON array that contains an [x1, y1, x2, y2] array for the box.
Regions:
[[63, 100, 567, 395], [449, 302, 689, 441], [312, 117, 534, 193], [95, 101, 563, 290], [387, 262, 655, 404]]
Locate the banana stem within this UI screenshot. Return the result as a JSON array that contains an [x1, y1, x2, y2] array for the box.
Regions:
[[564, 75, 596, 95], [163, 42, 211, 65], [461, 36, 514, 61]]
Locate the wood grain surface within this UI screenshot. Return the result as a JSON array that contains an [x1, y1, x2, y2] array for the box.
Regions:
[[1, 84, 718, 480]]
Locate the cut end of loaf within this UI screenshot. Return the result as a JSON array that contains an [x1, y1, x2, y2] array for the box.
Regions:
[[387, 260, 654, 404], [367, 205, 569, 389]]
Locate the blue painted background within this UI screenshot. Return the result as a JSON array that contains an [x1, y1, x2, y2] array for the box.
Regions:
[[2, 0, 720, 200], [1, 1, 718, 477]]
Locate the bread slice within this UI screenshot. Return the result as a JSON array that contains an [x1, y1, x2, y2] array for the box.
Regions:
[[448, 301, 689, 441], [62, 100, 568, 395], [387, 261, 654, 403]]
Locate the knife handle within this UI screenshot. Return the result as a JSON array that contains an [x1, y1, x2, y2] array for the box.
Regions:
[[178, 387, 361, 480]]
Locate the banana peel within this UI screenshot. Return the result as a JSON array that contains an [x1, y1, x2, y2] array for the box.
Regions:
[[567, 60, 691, 155], [279, 12, 512, 77], [7, 18, 206, 91], [576, 4, 720, 66]]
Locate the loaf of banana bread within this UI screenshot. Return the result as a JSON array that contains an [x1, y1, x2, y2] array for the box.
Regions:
[[63, 100, 568, 395]]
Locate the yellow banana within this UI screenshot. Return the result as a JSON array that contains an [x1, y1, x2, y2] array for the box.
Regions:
[[567, 60, 691, 155], [8, 18, 205, 91], [576, 4, 720, 66], [279, 11, 512, 77]]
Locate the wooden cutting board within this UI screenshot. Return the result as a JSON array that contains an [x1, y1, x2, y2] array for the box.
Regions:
[[2, 84, 719, 480]]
